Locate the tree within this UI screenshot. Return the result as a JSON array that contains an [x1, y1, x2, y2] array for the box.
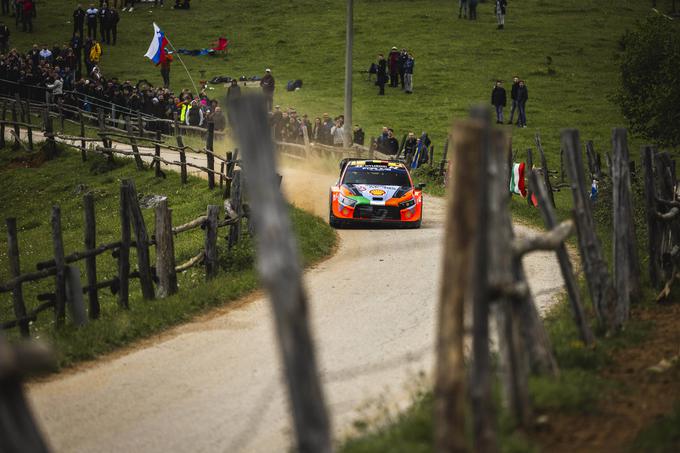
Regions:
[[615, 15, 680, 148]]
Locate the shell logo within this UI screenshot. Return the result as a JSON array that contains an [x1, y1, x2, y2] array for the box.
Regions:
[[369, 189, 386, 196]]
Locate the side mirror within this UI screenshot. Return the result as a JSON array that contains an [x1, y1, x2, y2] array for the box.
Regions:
[[417, 183, 426, 190]]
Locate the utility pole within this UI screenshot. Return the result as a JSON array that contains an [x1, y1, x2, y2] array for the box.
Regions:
[[343, 0, 353, 148]]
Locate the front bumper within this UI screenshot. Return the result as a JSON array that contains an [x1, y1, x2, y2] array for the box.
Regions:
[[332, 200, 422, 223]]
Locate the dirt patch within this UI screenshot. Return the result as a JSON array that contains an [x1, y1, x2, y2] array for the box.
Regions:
[[534, 302, 680, 452], [1, 151, 48, 170]]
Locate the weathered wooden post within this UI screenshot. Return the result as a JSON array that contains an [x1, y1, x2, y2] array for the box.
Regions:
[[82, 193, 100, 319], [124, 179, 155, 300], [529, 170, 594, 345], [641, 145, 661, 288], [137, 114, 144, 138], [204, 205, 219, 280], [126, 116, 144, 170], [526, 148, 535, 206], [6, 218, 30, 337], [439, 138, 449, 176], [155, 130, 163, 177], [434, 117, 483, 453], [154, 198, 177, 297], [228, 168, 243, 248], [51, 206, 67, 326], [536, 133, 556, 207], [563, 129, 616, 329], [0, 102, 7, 149], [118, 182, 131, 309], [11, 102, 20, 150], [223, 151, 233, 199], [229, 95, 332, 453], [206, 121, 216, 189], [79, 111, 87, 161], [58, 103, 65, 133], [176, 135, 188, 184], [612, 128, 639, 327], [42, 109, 57, 159], [0, 333, 53, 453]]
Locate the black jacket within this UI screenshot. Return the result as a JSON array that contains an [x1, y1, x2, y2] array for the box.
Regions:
[[491, 86, 507, 107], [517, 85, 529, 103], [385, 137, 399, 155], [377, 59, 387, 84], [73, 8, 85, 26], [510, 82, 519, 101]]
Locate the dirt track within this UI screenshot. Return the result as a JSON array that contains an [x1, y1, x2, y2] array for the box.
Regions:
[[26, 153, 564, 452]]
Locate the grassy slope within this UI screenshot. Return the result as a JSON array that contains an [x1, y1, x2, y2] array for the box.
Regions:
[[0, 148, 335, 367]]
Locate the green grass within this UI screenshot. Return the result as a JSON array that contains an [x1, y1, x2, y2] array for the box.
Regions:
[[0, 145, 336, 368], [6, 0, 668, 179], [630, 402, 680, 453]]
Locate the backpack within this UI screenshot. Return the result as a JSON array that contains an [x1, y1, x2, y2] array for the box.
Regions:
[[286, 80, 295, 92]]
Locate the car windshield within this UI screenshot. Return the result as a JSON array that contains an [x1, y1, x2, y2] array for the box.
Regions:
[[343, 167, 411, 186]]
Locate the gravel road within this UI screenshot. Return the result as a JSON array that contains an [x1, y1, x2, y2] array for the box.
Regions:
[[26, 154, 564, 452]]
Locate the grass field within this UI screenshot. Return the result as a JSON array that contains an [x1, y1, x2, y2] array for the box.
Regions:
[[5, 0, 668, 172], [0, 146, 336, 367]]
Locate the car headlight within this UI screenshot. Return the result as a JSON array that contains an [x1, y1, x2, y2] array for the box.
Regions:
[[399, 199, 416, 209], [339, 194, 357, 207]]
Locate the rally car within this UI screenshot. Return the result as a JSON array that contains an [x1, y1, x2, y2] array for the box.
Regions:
[[329, 159, 424, 228]]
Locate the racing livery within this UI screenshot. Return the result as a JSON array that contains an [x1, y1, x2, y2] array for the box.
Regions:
[[329, 159, 424, 228]]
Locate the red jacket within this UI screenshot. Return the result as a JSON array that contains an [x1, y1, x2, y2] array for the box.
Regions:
[[23, 1, 34, 14]]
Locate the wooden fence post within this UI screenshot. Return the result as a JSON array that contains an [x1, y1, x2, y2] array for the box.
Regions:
[[15, 94, 24, 122], [126, 116, 144, 170], [6, 218, 30, 337], [612, 128, 638, 327], [526, 148, 535, 206], [228, 169, 243, 248], [0, 102, 7, 149], [154, 198, 177, 297], [229, 96, 332, 453], [535, 133, 556, 207], [439, 138, 449, 176], [206, 121, 216, 189], [124, 179, 155, 300], [529, 170, 594, 345], [24, 105, 32, 152], [118, 182, 131, 309], [137, 114, 144, 138], [11, 102, 20, 150], [204, 205, 219, 280], [58, 103, 65, 133], [641, 145, 661, 288], [563, 129, 616, 329], [223, 151, 233, 199], [155, 130, 163, 178], [83, 193, 100, 319], [42, 109, 57, 159], [434, 118, 482, 453], [51, 206, 67, 326], [79, 111, 87, 161], [176, 135, 188, 184]]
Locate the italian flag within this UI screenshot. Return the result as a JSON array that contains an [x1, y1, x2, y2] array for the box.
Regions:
[[510, 162, 527, 197]]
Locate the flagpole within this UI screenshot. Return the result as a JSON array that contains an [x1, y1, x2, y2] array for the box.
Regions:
[[164, 38, 199, 94]]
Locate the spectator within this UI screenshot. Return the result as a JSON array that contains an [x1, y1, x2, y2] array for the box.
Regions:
[[384, 128, 399, 155], [108, 7, 119, 45], [388, 46, 399, 88], [321, 112, 333, 144], [98, 3, 108, 43], [401, 131, 417, 163], [301, 113, 312, 141], [226, 78, 240, 104], [311, 117, 322, 142], [353, 125, 364, 145], [507, 75, 520, 125], [21, 0, 34, 33], [469, 0, 478, 20], [159, 53, 172, 87], [86, 4, 98, 38], [491, 80, 506, 124], [0, 21, 9, 53], [173, 0, 190, 9], [212, 106, 226, 131], [331, 117, 344, 147], [398, 48, 407, 90], [186, 99, 203, 126], [1, 0, 8, 16], [404, 52, 414, 94], [73, 4, 86, 37], [376, 54, 387, 96], [495, 0, 507, 30], [260, 68, 275, 111], [458, 0, 468, 19], [88, 38, 101, 72], [517, 79, 528, 127], [38, 44, 52, 62], [46, 74, 63, 104]]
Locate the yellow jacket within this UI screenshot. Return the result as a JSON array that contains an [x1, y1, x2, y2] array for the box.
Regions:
[[89, 42, 102, 63]]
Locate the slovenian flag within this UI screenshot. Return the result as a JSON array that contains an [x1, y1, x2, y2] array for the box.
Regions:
[[510, 162, 527, 197], [144, 23, 169, 65]]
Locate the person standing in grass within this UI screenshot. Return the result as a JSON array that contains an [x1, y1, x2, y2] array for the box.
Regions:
[[0, 22, 9, 53], [491, 80, 507, 124], [260, 68, 275, 111], [98, 3, 108, 43], [1, 0, 9, 16], [73, 4, 85, 37], [86, 4, 98, 38], [469, 0, 478, 20], [495, 0, 507, 29], [160, 53, 172, 88], [21, 0, 34, 33], [517, 79, 528, 127], [109, 7, 119, 45], [403, 52, 414, 94], [458, 0, 468, 19], [376, 54, 387, 95], [388, 46, 400, 88], [507, 75, 519, 124]]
